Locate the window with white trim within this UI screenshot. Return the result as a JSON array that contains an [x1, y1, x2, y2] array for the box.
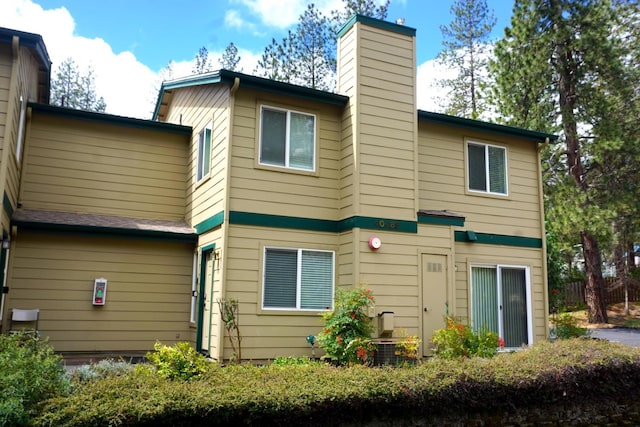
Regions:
[[467, 141, 507, 195], [470, 264, 531, 348], [196, 122, 212, 182], [259, 106, 315, 171], [262, 247, 334, 310]]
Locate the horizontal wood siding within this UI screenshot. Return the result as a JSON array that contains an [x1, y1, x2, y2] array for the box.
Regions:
[[454, 243, 547, 344], [0, 43, 10, 156], [5, 231, 195, 352], [224, 224, 339, 360], [228, 90, 341, 220], [358, 225, 452, 337], [21, 114, 188, 220], [355, 24, 416, 221], [164, 84, 230, 227], [418, 122, 543, 238]]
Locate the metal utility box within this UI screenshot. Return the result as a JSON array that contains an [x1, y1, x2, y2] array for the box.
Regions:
[[378, 311, 394, 336], [93, 278, 107, 306]]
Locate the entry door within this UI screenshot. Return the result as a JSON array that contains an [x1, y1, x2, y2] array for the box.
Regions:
[[421, 254, 448, 356], [196, 248, 215, 354]]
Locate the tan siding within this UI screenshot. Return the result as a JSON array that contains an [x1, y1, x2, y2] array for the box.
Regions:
[[5, 232, 195, 352], [21, 114, 188, 220], [454, 243, 547, 344], [228, 91, 342, 220], [164, 84, 230, 227], [223, 224, 338, 359], [418, 122, 543, 238]]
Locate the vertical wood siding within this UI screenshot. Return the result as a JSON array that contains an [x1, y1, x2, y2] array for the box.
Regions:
[[21, 114, 188, 220], [6, 232, 194, 352]]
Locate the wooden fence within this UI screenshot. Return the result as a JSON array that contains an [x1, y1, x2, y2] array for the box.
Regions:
[[562, 278, 640, 308]]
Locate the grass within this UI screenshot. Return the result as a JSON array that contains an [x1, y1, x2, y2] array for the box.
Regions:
[[561, 302, 640, 328]]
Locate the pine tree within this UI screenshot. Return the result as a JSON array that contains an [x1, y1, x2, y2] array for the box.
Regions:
[[219, 42, 242, 72], [192, 46, 212, 74], [491, 0, 640, 323], [50, 57, 106, 113], [436, 0, 496, 119]]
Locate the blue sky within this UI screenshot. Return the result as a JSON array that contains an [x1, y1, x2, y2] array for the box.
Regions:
[[0, 0, 515, 119]]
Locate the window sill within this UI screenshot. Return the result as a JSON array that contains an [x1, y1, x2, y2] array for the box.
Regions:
[[257, 308, 330, 316], [195, 174, 211, 189], [255, 163, 319, 177], [465, 189, 510, 200]]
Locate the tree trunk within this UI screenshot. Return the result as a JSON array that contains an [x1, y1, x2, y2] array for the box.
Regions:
[[581, 231, 608, 323]]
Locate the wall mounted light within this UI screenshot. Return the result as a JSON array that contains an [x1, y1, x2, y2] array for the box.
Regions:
[[368, 236, 382, 251]]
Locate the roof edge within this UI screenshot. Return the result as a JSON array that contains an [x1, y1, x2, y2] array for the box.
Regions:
[[0, 27, 51, 71], [418, 110, 557, 143], [337, 14, 416, 39], [29, 102, 193, 135]]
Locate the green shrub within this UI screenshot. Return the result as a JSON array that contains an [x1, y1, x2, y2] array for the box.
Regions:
[[72, 359, 134, 383], [316, 288, 375, 365], [145, 341, 209, 381], [33, 339, 640, 427], [551, 312, 590, 339], [272, 356, 319, 366], [431, 316, 500, 358], [0, 332, 69, 426]]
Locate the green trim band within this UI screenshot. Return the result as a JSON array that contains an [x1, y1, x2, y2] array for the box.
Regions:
[[227, 211, 417, 234], [417, 215, 464, 227], [14, 221, 198, 243], [195, 211, 225, 234], [3, 193, 13, 218], [454, 231, 542, 248], [337, 14, 416, 38]]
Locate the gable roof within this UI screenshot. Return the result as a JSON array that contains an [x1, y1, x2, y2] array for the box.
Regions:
[[0, 27, 52, 104]]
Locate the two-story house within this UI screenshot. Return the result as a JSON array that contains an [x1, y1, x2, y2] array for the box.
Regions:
[[0, 16, 555, 361]]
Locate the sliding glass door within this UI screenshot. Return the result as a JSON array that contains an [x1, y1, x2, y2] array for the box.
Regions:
[[470, 265, 531, 348]]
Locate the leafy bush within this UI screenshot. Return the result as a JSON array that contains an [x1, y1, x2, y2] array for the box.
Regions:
[[272, 356, 319, 366], [0, 332, 69, 426], [33, 339, 640, 426], [72, 359, 134, 383], [551, 312, 590, 339], [145, 341, 209, 381], [317, 288, 375, 365], [431, 316, 500, 358]]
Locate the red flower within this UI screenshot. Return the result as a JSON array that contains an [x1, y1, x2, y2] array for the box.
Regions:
[[337, 335, 343, 345], [551, 289, 560, 295], [498, 337, 505, 348], [350, 312, 357, 319], [356, 346, 367, 361]]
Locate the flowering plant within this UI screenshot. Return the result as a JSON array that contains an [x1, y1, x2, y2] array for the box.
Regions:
[[394, 330, 421, 359], [317, 288, 375, 365]]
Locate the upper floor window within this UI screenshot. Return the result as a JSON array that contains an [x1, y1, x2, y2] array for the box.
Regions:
[[259, 106, 315, 171], [262, 247, 333, 311], [467, 141, 507, 195], [197, 122, 212, 182]]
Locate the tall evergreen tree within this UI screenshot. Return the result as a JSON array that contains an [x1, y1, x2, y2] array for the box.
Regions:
[[436, 0, 496, 119], [491, 0, 640, 323], [50, 57, 106, 112], [193, 46, 213, 74], [219, 42, 242, 72]]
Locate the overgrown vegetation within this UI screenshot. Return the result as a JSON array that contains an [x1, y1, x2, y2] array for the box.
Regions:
[[33, 339, 640, 426], [431, 316, 500, 358], [217, 298, 242, 363], [550, 312, 590, 340], [0, 332, 69, 426]]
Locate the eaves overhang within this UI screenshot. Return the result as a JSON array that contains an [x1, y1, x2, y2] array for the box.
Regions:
[[153, 69, 349, 121], [29, 102, 193, 136], [418, 110, 558, 144]]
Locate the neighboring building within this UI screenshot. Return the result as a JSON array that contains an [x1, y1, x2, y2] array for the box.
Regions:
[[0, 16, 555, 360]]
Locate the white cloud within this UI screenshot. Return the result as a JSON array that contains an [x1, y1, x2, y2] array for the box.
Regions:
[[416, 59, 449, 113], [0, 0, 157, 119], [238, 0, 306, 29]]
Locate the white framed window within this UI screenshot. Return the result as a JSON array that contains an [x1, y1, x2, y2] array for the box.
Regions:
[[262, 247, 334, 311], [470, 264, 532, 348], [259, 106, 316, 171], [467, 141, 507, 195], [16, 96, 26, 162], [196, 122, 212, 182]]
